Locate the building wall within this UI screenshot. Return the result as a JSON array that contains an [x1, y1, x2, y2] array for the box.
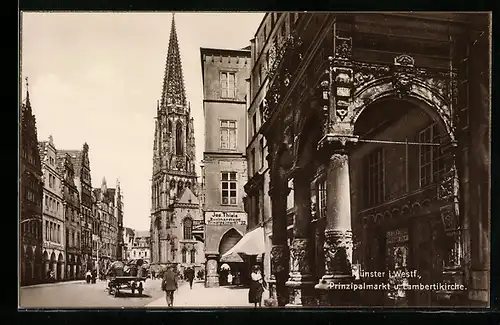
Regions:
[[20, 95, 44, 286], [40, 138, 65, 281], [257, 12, 490, 307], [201, 48, 251, 261], [204, 102, 248, 154], [244, 13, 285, 283]]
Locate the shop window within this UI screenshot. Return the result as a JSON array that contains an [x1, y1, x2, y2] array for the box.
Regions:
[[221, 172, 237, 205]]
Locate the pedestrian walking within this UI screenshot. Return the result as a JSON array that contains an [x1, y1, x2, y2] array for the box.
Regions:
[[185, 267, 195, 289], [162, 266, 178, 307], [227, 271, 233, 285], [248, 265, 266, 307]]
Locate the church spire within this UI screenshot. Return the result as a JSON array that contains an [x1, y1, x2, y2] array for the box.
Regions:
[[24, 77, 32, 109], [160, 13, 187, 108]]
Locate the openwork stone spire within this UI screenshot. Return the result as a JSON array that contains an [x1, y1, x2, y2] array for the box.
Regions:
[[161, 13, 187, 108]]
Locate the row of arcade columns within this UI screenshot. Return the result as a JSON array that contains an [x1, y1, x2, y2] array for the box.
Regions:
[[268, 143, 357, 307]]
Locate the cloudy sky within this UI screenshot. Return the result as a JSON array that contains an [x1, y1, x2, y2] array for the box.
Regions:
[[21, 12, 264, 231]]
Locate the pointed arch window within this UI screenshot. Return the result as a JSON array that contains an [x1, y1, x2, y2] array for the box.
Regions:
[[183, 217, 193, 240], [190, 250, 196, 264], [181, 249, 187, 263], [176, 122, 184, 155]]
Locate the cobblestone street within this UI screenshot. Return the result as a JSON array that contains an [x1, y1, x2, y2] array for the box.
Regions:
[[146, 280, 252, 308], [19, 278, 165, 308]]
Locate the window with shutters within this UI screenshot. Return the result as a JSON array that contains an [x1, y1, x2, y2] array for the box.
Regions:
[[220, 120, 237, 150], [221, 172, 237, 205], [221, 72, 236, 98]]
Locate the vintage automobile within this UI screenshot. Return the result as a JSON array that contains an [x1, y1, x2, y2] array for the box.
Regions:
[[106, 259, 147, 297]]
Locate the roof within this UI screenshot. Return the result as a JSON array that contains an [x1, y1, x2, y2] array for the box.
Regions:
[[124, 227, 134, 236], [58, 150, 82, 177], [134, 230, 150, 238], [177, 187, 199, 205]]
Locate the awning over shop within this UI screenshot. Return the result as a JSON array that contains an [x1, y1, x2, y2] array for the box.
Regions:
[[219, 251, 244, 263], [221, 227, 265, 259]]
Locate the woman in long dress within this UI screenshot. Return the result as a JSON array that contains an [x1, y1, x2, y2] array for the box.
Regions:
[[248, 265, 266, 307]]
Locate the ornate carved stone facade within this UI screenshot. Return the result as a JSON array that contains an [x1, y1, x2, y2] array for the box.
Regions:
[[259, 12, 490, 307]]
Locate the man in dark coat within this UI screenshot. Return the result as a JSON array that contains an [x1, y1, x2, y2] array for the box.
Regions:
[[162, 266, 178, 307], [185, 267, 195, 289]]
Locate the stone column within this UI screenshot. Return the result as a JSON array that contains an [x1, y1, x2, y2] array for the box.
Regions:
[[269, 177, 290, 306], [286, 168, 316, 306], [205, 253, 219, 288], [315, 152, 355, 306]]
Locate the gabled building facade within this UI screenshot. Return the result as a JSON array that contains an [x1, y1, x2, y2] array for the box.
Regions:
[[59, 144, 94, 273], [150, 14, 200, 270], [93, 178, 119, 270], [56, 152, 81, 280], [39, 135, 65, 281], [20, 80, 44, 285]]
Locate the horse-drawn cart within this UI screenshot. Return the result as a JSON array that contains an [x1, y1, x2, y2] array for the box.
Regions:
[[106, 259, 148, 298], [107, 276, 146, 297]]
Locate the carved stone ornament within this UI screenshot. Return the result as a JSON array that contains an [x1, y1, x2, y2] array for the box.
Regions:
[[335, 72, 351, 84], [438, 166, 458, 202], [336, 106, 349, 121], [393, 70, 414, 98], [352, 62, 391, 89], [335, 37, 352, 60], [394, 54, 415, 67], [440, 205, 458, 232], [323, 229, 353, 275], [271, 245, 289, 274], [330, 153, 349, 169], [290, 238, 310, 274]]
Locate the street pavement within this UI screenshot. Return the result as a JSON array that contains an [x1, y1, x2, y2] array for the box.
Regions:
[[19, 278, 165, 309], [146, 280, 251, 308]]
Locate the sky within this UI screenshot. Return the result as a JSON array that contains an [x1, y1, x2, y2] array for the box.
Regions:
[[21, 12, 265, 231]]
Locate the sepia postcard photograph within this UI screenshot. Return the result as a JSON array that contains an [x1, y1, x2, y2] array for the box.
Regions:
[[18, 11, 491, 309]]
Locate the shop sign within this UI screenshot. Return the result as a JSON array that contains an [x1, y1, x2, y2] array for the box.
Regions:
[[386, 228, 409, 244], [205, 211, 247, 226]]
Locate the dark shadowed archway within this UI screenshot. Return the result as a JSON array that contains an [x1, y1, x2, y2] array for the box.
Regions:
[[218, 228, 243, 256]]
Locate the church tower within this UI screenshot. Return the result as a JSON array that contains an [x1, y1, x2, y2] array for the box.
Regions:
[[150, 14, 199, 266]]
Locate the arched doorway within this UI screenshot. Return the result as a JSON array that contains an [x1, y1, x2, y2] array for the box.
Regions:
[[76, 256, 81, 280], [57, 253, 64, 281], [25, 247, 34, 285], [218, 228, 243, 286], [352, 96, 455, 307], [50, 252, 57, 278], [43, 251, 49, 280], [34, 246, 43, 284], [218, 228, 243, 256]]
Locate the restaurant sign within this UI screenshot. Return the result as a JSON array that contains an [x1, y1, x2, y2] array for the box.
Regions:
[[205, 211, 247, 226]]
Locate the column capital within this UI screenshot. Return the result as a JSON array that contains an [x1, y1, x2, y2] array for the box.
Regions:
[[317, 134, 358, 159]]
